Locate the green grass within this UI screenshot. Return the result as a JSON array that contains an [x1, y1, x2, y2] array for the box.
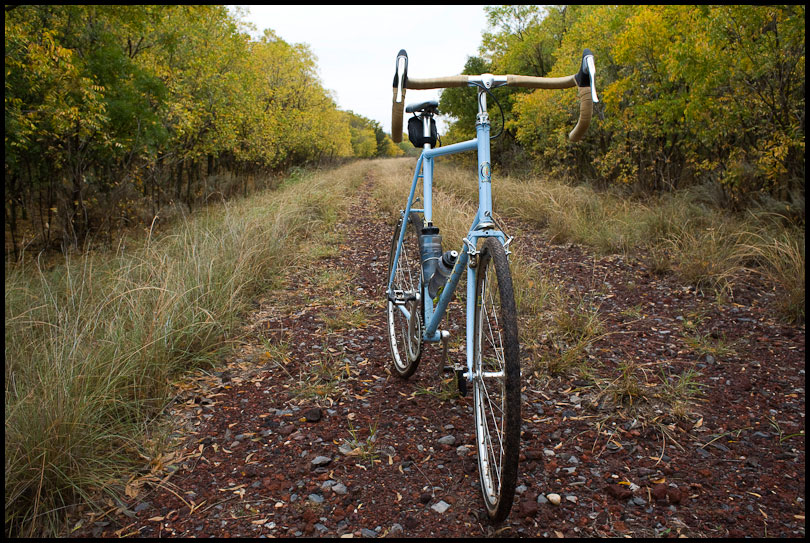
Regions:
[[683, 331, 737, 360], [4, 161, 368, 537], [414, 376, 461, 403], [322, 306, 369, 333], [659, 367, 703, 419], [344, 420, 381, 466]]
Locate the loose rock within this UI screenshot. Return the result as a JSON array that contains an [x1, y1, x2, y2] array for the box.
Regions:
[[431, 500, 451, 513], [303, 407, 322, 422], [332, 483, 348, 495], [519, 498, 539, 517], [606, 484, 633, 500], [311, 456, 332, 467]]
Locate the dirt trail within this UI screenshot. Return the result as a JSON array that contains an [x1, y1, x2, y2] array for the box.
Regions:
[[72, 160, 804, 538]]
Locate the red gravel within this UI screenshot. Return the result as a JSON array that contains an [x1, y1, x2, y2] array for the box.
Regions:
[[69, 166, 805, 538]]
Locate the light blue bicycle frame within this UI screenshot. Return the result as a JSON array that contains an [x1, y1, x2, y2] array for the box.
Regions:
[[386, 87, 509, 380]]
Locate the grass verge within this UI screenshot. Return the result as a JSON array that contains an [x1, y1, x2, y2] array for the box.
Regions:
[[4, 161, 367, 536], [431, 161, 803, 323]]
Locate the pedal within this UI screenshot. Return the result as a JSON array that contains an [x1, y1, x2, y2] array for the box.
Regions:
[[389, 289, 417, 305], [456, 369, 468, 397]]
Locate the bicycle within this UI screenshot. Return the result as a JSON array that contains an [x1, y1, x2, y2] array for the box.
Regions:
[[385, 48, 598, 522]]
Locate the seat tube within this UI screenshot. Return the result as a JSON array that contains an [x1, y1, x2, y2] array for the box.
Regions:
[[422, 115, 433, 224], [475, 89, 492, 220]]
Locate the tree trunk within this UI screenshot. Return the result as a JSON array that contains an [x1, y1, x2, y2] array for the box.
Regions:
[[176, 159, 184, 201], [6, 174, 20, 261], [186, 159, 194, 210]]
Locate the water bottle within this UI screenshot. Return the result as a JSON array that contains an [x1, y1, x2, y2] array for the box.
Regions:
[[428, 250, 458, 299], [419, 226, 442, 285]]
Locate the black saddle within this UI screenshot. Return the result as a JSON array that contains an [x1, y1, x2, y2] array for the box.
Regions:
[[406, 100, 439, 114]]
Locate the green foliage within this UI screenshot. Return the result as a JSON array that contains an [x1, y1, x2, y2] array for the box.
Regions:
[[4, 6, 377, 259], [507, 5, 804, 207], [440, 7, 587, 173], [343, 110, 403, 158], [440, 56, 493, 143], [438, 6, 804, 209]]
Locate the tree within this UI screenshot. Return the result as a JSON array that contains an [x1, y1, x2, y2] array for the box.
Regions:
[[5, 6, 368, 259]]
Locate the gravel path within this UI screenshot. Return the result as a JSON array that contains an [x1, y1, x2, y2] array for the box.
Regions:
[[71, 161, 804, 538]]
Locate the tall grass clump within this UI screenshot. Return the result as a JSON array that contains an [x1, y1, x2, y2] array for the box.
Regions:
[[739, 226, 805, 323], [4, 162, 365, 536]]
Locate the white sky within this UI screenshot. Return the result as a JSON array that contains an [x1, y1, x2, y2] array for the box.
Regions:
[[229, 5, 490, 134]]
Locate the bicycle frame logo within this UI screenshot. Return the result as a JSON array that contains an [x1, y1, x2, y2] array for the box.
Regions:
[[480, 162, 491, 182]]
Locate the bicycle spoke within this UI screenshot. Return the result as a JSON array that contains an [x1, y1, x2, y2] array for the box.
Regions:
[[473, 238, 520, 521], [387, 213, 423, 378]]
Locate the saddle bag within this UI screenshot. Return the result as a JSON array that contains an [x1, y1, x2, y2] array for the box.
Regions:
[[408, 115, 438, 148]]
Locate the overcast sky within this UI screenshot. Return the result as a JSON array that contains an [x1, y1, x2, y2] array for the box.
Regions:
[[229, 5, 490, 134]]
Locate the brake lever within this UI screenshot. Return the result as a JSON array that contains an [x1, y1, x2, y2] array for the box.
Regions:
[[575, 49, 599, 104], [585, 54, 598, 103], [394, 50, 408, 103]]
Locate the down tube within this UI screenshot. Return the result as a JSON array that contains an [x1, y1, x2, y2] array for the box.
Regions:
[[424, 244, 470, 341]]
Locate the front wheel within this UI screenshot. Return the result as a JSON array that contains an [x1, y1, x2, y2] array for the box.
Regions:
[[472, 237, 521, 522]]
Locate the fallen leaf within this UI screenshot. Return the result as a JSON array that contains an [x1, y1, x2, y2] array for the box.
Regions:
[[220, 484, 246, 492]]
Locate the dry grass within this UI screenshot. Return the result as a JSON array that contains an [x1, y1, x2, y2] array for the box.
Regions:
[[738, 228, 805, 323], [430, 161, 803, 322], [4, 161, 368, 537]]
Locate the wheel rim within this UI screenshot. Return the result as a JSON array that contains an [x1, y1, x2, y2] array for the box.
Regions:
[[474, 254, 509, 508], [387, 218, 421, 373]]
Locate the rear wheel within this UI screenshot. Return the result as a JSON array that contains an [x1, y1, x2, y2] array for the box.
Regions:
[[386, 212, 423, 378], [472, 237, 521, 522]]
